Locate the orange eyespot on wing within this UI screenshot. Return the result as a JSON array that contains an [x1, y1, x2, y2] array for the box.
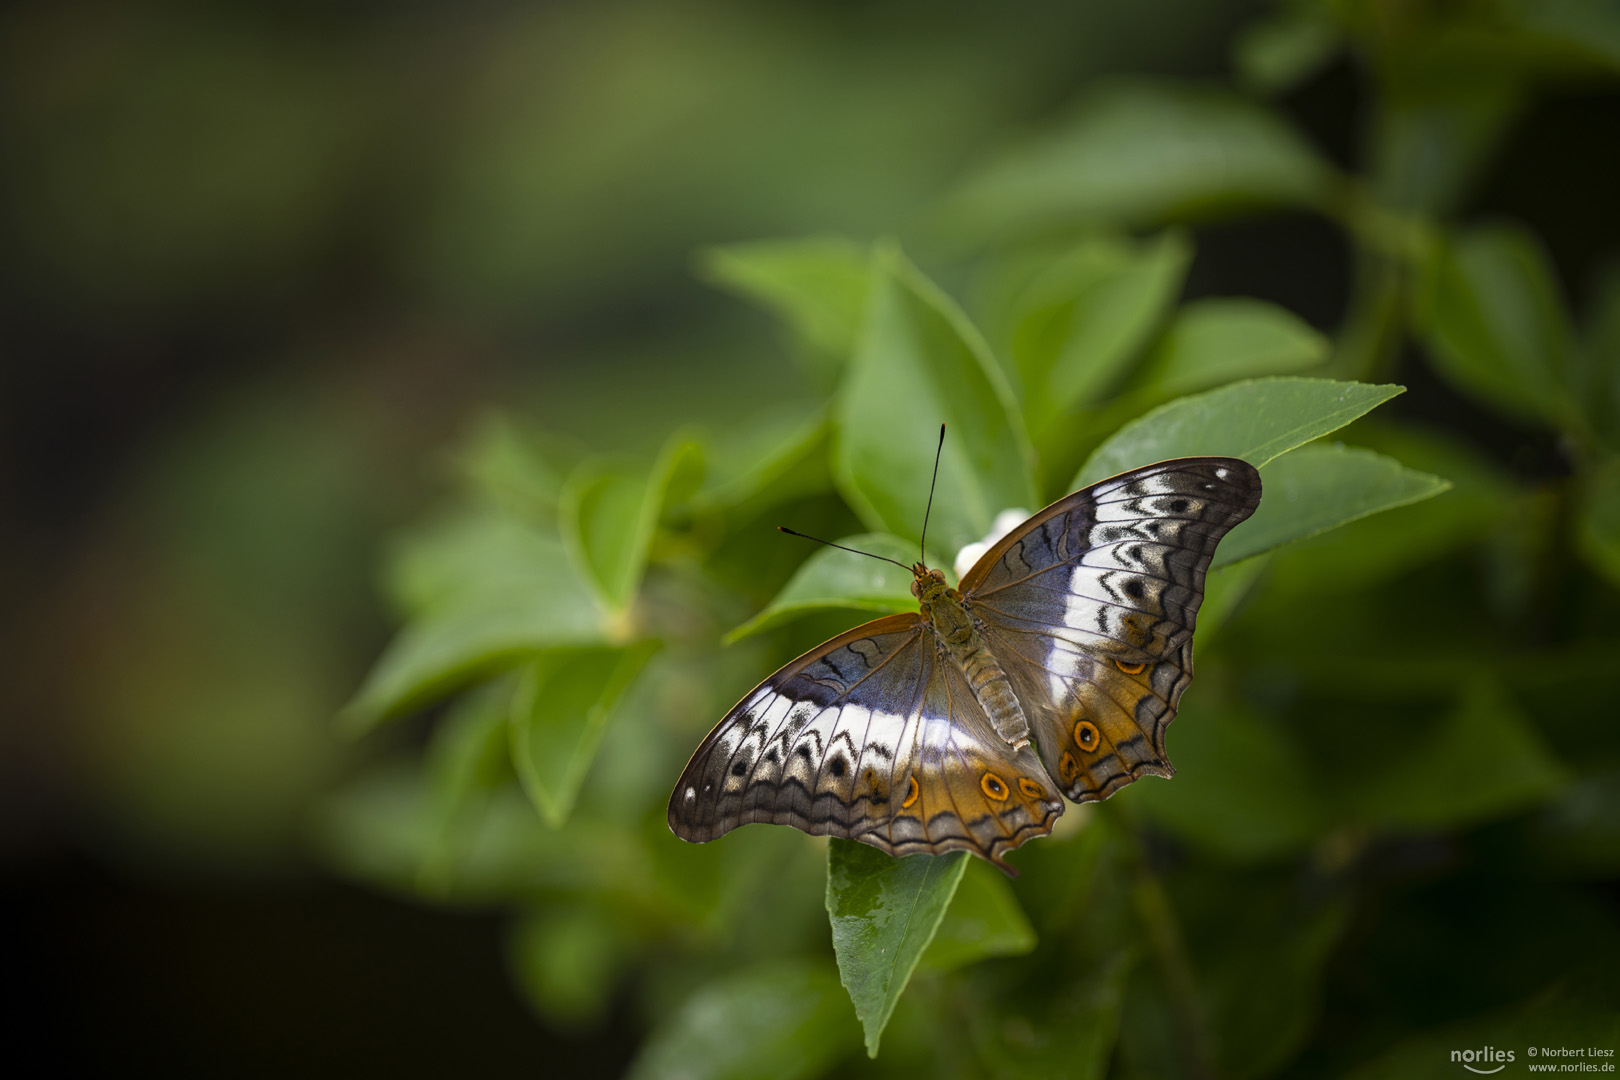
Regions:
[[901, 775, 920, 809], [1074, 719, 1101, 752], [1059, 752, 1081, 784], [1114, 659, 1146, 675], [1017, 777, 1045, 800], [980, 772, 1010, 801]]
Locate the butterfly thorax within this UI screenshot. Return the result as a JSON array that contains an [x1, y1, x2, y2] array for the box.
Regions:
[[911, 563, 1033, 750]]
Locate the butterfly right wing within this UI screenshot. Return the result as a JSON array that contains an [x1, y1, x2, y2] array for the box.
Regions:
[[668, 613, 1062, 870]]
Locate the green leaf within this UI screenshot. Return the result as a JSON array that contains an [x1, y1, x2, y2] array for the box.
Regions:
[[418, 680, 516, 895], [345, 531, 607, 733], [836, 246, 1037, 558], [628, 961, 858, 1080], [938, 81, 1335, 242], [1344, 678, 1568, 831], [826, 838, 970, 1057], [1198, 893, 1350, 1080], [1135, 298, 1328, 396], [509, 641, 660, 828], [452, 413, 570, 523], [1075, 377, 1404, 487], [1340, 974, 1620, 1080], [917, 858, 1036, 973], [1417, 223, 1579, 430], [1263, 423, 1518, 593], [725, 532, 918, 642], [1131, 702, 1325, 861], [1008, 231, 1192, 433], [1576, 454, 1620, 588], [506, 905, 626, 1029], [1215, 443, 1451, 567], [1235, 8, 1343, 95], [969, 949, 1131, 1080], [694, 405, 831, 515], [561, 431, 705, 616], [699, 237, 871, 386]]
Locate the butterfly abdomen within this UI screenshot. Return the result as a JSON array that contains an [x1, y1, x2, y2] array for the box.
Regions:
[[921, 589, 1032, 749]]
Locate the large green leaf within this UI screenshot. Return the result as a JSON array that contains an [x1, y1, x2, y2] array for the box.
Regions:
[[560, 430, 704, 617], [1135, 298, 1328, 396], [1075, 377, 1404, 487], [699, 237, 871, 386], [1215, 443, 1451, 567], [826, 838, 970, 1057], [836, 247, 1037, 558], [916, 858, 1036, 973], [725, 532, 918, 642], [1417, 223, 1579, 430], [938, 81, 1335, 241], [509, 641, 660, 828], [1007, 231, 1191, 433], [344, 529, 607, 733], [628, 961, 859, 1080]]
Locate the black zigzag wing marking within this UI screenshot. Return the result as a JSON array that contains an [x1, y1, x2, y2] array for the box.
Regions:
[[960, 458, 1261, 801], [667, 614, 928, 844]]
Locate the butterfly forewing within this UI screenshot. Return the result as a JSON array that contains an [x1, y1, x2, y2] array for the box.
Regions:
[[962, 458, 1262, 802], [667, 614, 1063, 869]]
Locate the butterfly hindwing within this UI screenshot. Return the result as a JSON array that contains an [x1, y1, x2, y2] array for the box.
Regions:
[[962, 458, 1262, 802], [667, 614, 1063, 870]]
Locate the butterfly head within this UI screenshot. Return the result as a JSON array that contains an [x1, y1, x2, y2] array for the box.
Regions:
[[910, 563, 950, 601]]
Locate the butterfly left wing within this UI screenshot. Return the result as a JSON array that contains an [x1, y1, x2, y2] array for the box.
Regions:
[[668, 613, 1063, 871], [961, 458, 1262, 802]]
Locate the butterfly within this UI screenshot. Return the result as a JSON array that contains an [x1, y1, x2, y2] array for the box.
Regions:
[[668, 453, 1262, 872]]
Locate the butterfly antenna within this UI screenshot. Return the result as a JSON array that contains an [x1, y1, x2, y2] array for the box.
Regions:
[[777, 527, 912, 572], [918, 422, 946, 565]]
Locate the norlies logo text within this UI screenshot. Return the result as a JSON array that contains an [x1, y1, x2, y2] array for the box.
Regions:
[[1454, 1047, 1516, 1074]]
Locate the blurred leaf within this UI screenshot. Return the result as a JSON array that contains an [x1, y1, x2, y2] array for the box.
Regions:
[[938, 80, 1336, 242], [507, 906, 625, 1030], [1009, 231, 1192, 433], [1507, 0, 1620, 69], [418, 679, 516, 895], [969, 949, 1131, 1080], [699, 237, 871, 386], [725, 532, 917, 642], [1371, 77, 1524, 217], [826, 839, 969, 1057], [1235, 7, 1343, 94], [1344, 678, 1569, 831], [561, 431, 705, 616], [453, 413, 571, 523], [1215, 442, 1451, 567], [836, 247, 1037, 557], [1132, 703, 1325, 861], [384, 510, 562, 617], [1341, 972, 1620, 1079], [1576, 454, 1620, 589], [917, 858, 1036, 973], [1136, 298, 1328, 396], [1582, 262, 1620, 449], [628, 960, 858, 1080], [1198, 893, 1350, 1079], [509, 641, 660, 828], [345, 531, 607, 733], [1196, 555, 1271, 640], [1417, 223, 1579, 430], [1076, 377, 1404, 487], [694, 405, 831, 515]]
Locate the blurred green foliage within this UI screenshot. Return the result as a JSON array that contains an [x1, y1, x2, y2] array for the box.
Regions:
[[321, 0, 1620, 1068], [14, 0, 1619, 1074]]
